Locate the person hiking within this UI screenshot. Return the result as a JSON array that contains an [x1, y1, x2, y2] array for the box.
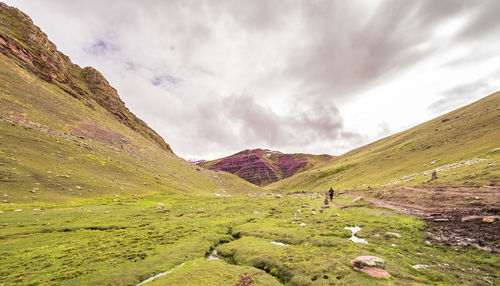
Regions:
[[328, 187, 334, 201]]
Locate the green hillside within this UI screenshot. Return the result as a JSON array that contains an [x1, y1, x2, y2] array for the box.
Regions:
[[266, 92, 500, 193], [0, 3, 258, 203]]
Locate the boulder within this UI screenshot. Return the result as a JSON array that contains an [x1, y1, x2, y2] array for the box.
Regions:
[[351, 256, 386, 269], [360, 267, 390, 278], [351, 256, 390, 278]]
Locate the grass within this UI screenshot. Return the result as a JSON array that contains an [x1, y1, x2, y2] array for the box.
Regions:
[[1, 193, 498, 285]]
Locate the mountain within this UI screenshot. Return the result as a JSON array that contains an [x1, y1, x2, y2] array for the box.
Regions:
[[199, 149, 333, 186], [265, 92, 500, 193], [0, 3, 258, 202]]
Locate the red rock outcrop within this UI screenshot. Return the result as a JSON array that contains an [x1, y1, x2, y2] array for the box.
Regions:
[[199, 149, 333, 186]]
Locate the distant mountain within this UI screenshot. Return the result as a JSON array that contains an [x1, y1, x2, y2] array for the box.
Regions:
[[199, 149, 334, 186]]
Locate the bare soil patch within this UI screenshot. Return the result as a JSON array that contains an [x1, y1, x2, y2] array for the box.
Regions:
[[350, 185, 500, 252]]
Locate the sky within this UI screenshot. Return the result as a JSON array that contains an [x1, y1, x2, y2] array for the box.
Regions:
[[5, 0, 500, 160]]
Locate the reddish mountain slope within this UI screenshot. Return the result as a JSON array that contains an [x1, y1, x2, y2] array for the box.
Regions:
[[0, 3, 171, 152], [199, 149, 334, 186]]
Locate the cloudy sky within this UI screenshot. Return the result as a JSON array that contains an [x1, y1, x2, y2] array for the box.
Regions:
[[6, 0, 500, 160]]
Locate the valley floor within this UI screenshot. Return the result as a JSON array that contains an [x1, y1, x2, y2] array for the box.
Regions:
[[1, 191, 498, 285]]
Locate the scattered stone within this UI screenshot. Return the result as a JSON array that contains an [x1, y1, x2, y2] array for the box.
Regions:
[[2, 223, 7, 226], [431, 171, 438, 180], [311, 211, 317, 215], [352, 196, 362, 203], [29, 190, 36, 193], [321, 205, 331, 209], [311, 208, 316, 211], [469, 174, 477, 179], [412, 264, 429, 269], [492, 148, 500, 153], [302, 204, 308, 208], [386, 232, 402, 238], [319, 209, 324, 213], [15, 209, 22, 212], [433, 218, 449, 222], [461, 215, 482, 222], [482, 217, 498, 223], [333, 213, 340, 217], [105, 211, 110, 214], [275, 195, 282, 198], [2, 200, 8, 203], [0, 210, 3, 214], [253, 211, 260, 215], [296, 209, 302, 213], [299, 222, 307, 226], [292, 217, 301, 221], [45, 222, 51, 226]]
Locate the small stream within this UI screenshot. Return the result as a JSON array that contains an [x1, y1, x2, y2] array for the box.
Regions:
[[344, 226, 368, 244], [136, 263, 185, 286]]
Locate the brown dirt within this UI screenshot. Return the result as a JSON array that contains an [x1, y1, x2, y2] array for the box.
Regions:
[[349, 185, 500, 252], [235, 273, 254, 286]]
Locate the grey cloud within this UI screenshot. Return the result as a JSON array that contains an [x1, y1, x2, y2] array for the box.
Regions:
[[5, 0, 499, 159], [428, 80, 491, 113]]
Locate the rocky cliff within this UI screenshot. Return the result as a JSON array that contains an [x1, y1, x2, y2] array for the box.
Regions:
[[0, 2, 171, 152], [199, 149, 333, 186]]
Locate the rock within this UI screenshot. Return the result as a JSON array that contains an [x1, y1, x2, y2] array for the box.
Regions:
[[433, 218, 449, 222], [299, 222, 306, 226], [351, 256, 386, 269], [302, 204, 308, 208], [29, 190, 36, 193], [0, 210, 3, 214], [296, 209, 302, 213], [352, 196, 362, 203], [469, 174, 477, 179], [492, 148, 500, 153], [275, 195, 282, 198], [359, 267, 390, 278], [292, 217, 301, 221], [311, 208, 316, 211], [311, 211, 317, 215], [461, 215, 482, 222], [253, 211, 261, 215], [412, 264, 429, 269], [482, 216, 498, 223], [76, 185, 82, 190], [321, 205, 331, 209], [431, 171, 438, 180], [15, 209, 22, 212], [386, 232, 402, 237]]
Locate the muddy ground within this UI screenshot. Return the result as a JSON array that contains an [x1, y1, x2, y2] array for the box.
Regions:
[[349, 185, 500, 252]]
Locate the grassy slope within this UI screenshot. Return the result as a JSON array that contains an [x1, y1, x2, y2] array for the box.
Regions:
[[0, 51, 258, 203], [266, 92, 500, 193]]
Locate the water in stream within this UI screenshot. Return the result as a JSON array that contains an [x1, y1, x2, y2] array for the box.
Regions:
[[344, 226, 368, 244]]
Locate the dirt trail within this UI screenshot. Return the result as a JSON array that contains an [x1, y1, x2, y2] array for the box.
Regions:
[[347, 185, 500, 253]]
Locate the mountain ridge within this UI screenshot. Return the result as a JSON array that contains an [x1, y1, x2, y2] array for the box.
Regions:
[[0, 2, 171, 152], [199, 148, 334, 186]]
